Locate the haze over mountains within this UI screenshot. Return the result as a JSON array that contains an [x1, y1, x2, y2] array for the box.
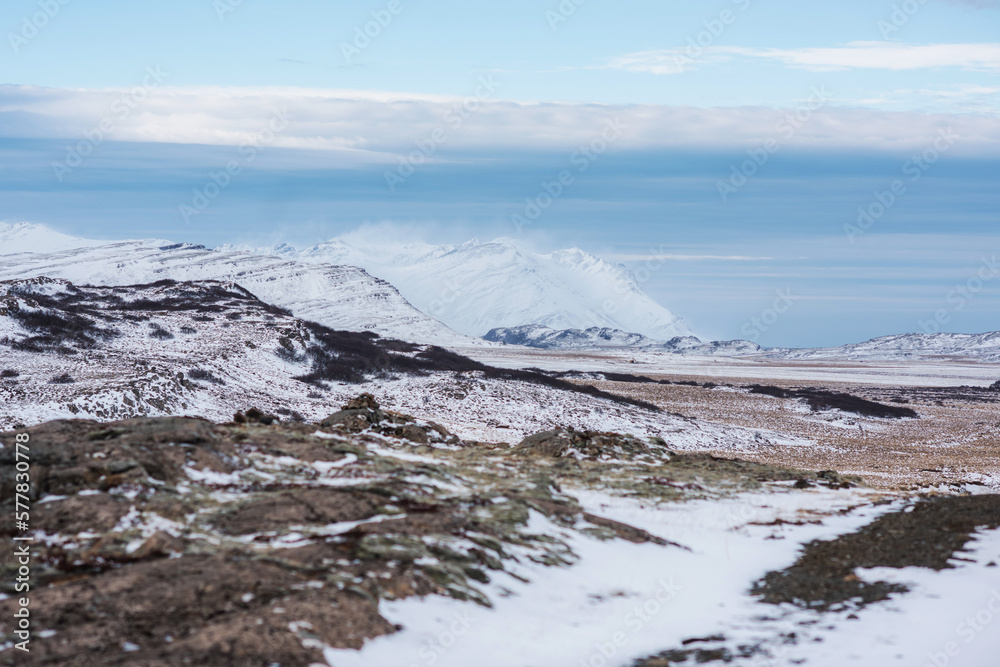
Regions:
[[223, 235, 698, 341]]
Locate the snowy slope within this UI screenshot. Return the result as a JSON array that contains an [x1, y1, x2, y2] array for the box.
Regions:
[[0, 277, 801, 450], [230, 236, 698, 340], [768, 332, 1000, 363], [0, 221, 116, 255], [0, 226, 467, 346]]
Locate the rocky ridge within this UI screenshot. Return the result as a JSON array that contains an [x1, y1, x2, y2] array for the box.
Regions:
[[0, 396, 847, 666]]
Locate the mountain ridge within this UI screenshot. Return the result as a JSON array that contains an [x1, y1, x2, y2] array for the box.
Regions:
[[224, 235, 699, 341], [0, 226, 468, 346], [484, 324, 763, 356]]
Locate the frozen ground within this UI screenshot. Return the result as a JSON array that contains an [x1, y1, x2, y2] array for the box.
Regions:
[[458, 345, 1000, 388], [323, 486, 887, 667], [325, 486, 1000, 667]]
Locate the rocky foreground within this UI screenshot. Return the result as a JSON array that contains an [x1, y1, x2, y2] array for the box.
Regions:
[[0, 394, 873, 666]]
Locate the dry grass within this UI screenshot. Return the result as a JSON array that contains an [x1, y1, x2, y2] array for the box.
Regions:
[[577, 373, 1000, 491]]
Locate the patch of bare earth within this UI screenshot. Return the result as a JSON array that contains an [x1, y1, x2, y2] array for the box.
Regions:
[[577, 374, 1000, 490]]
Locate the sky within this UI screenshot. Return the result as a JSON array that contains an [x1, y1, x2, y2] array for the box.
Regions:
[[1, 0, 998, 346]]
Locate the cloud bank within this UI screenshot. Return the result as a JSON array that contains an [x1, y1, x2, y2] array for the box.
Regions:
[[606, 42, 1000, 74], [1, 84, 999, 159]]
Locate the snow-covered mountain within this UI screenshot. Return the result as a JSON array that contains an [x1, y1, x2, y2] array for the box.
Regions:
[[767, 332, 1000, 363], [0, 224, 467, 346], [228, 236, 698, 340], [484, 324, 762, 356], [0, 221, 113, 255]]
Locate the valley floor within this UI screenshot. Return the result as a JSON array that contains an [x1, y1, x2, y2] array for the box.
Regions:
[[460, 347, 1000, 493]]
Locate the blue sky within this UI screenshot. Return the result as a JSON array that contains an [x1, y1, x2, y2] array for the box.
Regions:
[[1, 0, 999, 346]]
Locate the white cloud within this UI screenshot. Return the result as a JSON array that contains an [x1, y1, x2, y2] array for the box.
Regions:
[[744, 41, 1000, 71], [607, 254, 776, 262], [607, 42, 1000, 73], [1, 84, 999, 158], [842, 84, 1000, 113]]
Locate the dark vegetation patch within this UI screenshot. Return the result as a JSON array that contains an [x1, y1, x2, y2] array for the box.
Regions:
[[275, 407, 306, 422], [636, 643, 763, 666], [547, 369, 719, 390], [149, 323, 174, 340], [547, 371, 927, 420], [752, 494, 1000, 612], [234, 408, 279, 425], [188, 368, 226, 386], [112, 281, 286, 317], [2, 283, 121, 353], [516, 428, 656, 461], [747, 385, 919, 419], [1, 279, 292, 358], [292, 322, 660, 412]]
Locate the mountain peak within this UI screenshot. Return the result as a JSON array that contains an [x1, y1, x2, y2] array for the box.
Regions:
[[0, 221, 117, 256], [261, 235, 698, 340]]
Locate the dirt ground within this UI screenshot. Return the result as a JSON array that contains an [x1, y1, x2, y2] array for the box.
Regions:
[[578, 374, 1000, 491]]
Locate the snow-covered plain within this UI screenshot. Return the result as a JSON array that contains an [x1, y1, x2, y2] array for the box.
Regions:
[[460, 345, 1000, 388]]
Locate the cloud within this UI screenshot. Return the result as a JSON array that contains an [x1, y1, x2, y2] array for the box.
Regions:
[[1, 84, 999, 158], [843, 84, 1000, 113], [607, 42, 1000, 74], [744, 42, 1000, 71], [607, 254, 776, 262]]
